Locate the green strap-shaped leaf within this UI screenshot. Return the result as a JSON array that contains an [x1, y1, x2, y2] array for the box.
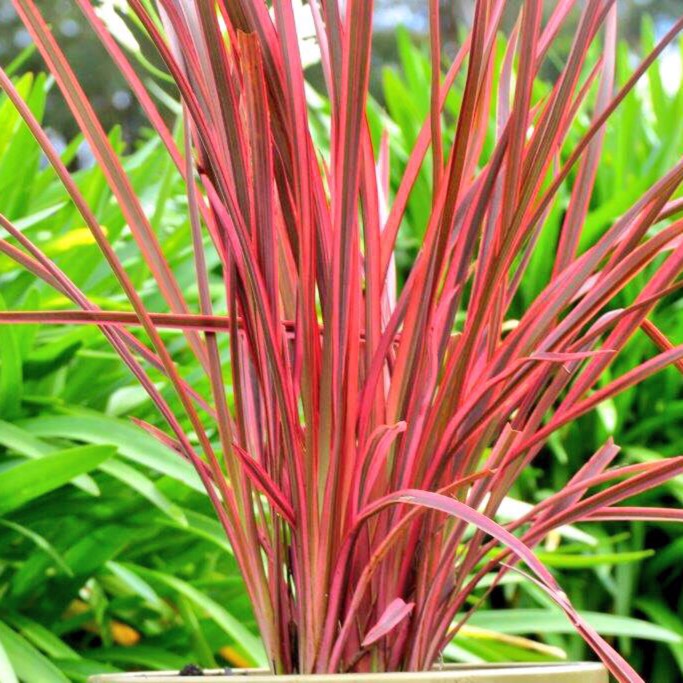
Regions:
[[468, 609, 682, 644], [17, 412, 201, 491], [0, 418, 187, 522], [0, 444, 115, 514], [0, 420, 99, 495], [0, 293, 22, 418], [99, 459, 187, 525], [0, 636, 18, 683], [159, 509, 233, 555], [122, 563, 267, 667], [105, 561, 167, 612], [0, 519, 73, 576], [2, 613, 79, 662], [84, 645, 185, 670], [0, 621, 69, 683]]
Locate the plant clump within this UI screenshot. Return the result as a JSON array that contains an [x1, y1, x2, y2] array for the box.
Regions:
[[1, 1, 683, 681]]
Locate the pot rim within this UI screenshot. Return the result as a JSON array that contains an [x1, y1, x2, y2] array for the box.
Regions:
[[89, 662, 608, 682]]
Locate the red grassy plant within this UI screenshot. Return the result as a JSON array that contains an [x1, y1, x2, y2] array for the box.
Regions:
[[2, 1, 683, 680]]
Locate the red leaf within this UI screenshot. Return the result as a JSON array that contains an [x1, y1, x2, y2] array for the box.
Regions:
[[361, 598, 415, 648], [233, 443, 296, 527]]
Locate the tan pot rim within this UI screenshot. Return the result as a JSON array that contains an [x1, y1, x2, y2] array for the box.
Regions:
[[89, 662, 608, 682]]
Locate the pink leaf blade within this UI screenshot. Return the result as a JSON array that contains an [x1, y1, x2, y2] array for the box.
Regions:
[[332, 488, 643, 681], [233, 444, 297, 527], [361, 598, 415, 648]]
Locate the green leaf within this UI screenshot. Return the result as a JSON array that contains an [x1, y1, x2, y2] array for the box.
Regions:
[[62, 525, 131, 578], [12, 202, 68, 231], [468, 609, 682, 644], [0, 444, 115, 514], [0, 636, 18, 683], [494, 496, 597, 546], [0, 621, 69, 683], [100, 459, 187, 525], [2, 613, 79, 661], [625, 446, 683, 505], [105, 561, 167, 611], [596, 398, 618, 436], [159, 509, 232, 554], [636, 599, 683, 670], [451, 632, 564, 663], [177, 593, 217, 668], [0, 417, 186, 521], [4, 42, 37, 78], [0, 292, 22, 417], [0, 420, 100, 495], [10, 524, 131, 600], [23, 336, 83, 380], [86, 645, 185, 670], [54, 658, 120, 683], [535, 549, 654, 569], [122, 563, 266, 666], [0, 519, 73, 576], [18, 412, 201, 491], [105, 385, 155, 416]]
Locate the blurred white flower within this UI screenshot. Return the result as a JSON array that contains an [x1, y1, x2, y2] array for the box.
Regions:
[[271, 0, 321, 68], [95, 0, 139, 53]]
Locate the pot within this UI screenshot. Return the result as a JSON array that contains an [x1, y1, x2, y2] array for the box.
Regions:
[[89, 662, 607, 682]]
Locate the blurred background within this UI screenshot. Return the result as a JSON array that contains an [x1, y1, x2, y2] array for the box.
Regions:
[[0, 0, 681, 143]]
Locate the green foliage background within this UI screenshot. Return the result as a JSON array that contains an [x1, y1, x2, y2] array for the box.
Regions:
[[1, 18, 683, 683]]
